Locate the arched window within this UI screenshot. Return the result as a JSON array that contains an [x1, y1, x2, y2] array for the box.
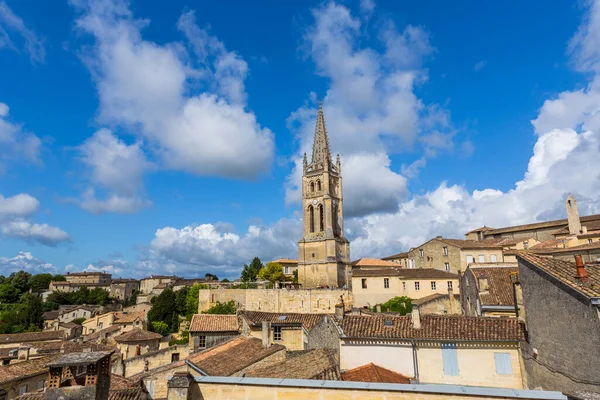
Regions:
[[310, 182, 315, 192], [308, 205, 315, 233], [316, 180, 321, 191], [318, 204, 324, 232]]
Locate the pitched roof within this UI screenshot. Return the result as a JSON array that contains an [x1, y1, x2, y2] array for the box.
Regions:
[[352, 258, 400, 267], [27, 340, 114, 355], [140, 275, 178, 280], [46, 351, 113, 367], [0, 356, 55, 384], [381, 252, 409, 261], [469, 265, 519, 307], [246, 348, 340, 380], [341, 363, 411, 383], [128, 360, 186, 382], [352, 268, 459, 279], [518, 253, 600, 299], [114, 329, 162, 342], [0, 330, 64, 345], [530, 240, 600, 254], [43, 311, 59, 320], [108, 388, 146, 400], [466, 226, 495, 234], [239, 311, 328, 331], [437, 238, 503, 249], [83, 325, 122, 341], [271, 258, 298, 264], [66, 271, 111, 276], [186, 336, 285, 376], [341, 314, 525, 342], [483, 214, 600, 236], [114, 311, 145, 324], [411, 293, 460, 306], [110, 374, 137, 390], [189, 314, 239, 333]]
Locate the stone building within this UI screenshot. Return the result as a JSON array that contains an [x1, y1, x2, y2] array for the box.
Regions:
[[517, 252, 600, 394], [110, 279, 139, 301], [351, 268, 460, 308], [0, 332, 64, 350], [239, 311, 339, 353], [271, 258, 298, 278], [246, 348, 340, 380], [410, 290, 461, 315], [297, 103, 350, 289], [114, 330, 162, 360], [0, 356, 53, 399], [139, 276, 178, 294], [82, 311, 146, 335], [460, 263, 519, 317], [116, 345, 189, 378], [188, 314, 239, 352], [64, 272, 112, 285]]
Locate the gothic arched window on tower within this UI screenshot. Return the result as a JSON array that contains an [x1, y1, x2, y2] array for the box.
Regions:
[[310, 182, 315, 192], [308, 205, 315, 233], [317, 180, 321, 191], [318, 204, 324, 232]]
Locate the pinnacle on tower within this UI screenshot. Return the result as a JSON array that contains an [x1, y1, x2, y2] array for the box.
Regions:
[[311, 102, 332, 167]]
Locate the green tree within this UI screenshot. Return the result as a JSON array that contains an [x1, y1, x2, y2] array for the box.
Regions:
[[175, 286, 190, 316], [292, 270, 299, 284], [204, 300, 236, 315], [53, 274, 66, 281], [72, 317, 86, 325], [376, 296, 413, 315], [241, 257, 263, 282], [258, 262, 284, 284], [0, 284, 20, 304], [151, 321, 169, 336], [29, 273, 54, 292], [10, 271, 32, 293], [87, 288, 109, 305], [185, 283, 207, 319], [204, 273, 218, 281], [171, 313, 180, 332], [148, 288, 177, 333]]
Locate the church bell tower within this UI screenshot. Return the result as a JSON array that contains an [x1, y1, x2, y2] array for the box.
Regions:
[[298, 103, 350, 288]]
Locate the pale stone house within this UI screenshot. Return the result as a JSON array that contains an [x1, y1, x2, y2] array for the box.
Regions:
[[0, 355, 53, 399], [0, 332, 64, 350], [461, 263, 518, 317], [188, 314, 239, 352], [339, 310, 526, 388], [239, 311, 339, 353], [139, 275, 178, 294], [82, 311, 145, 335], [65, 271, 112, 285], [271, 258, 298, 278], [410, 290, 461, 315], [128, 360, 187, 399], [117, 345, 189, 378], [114, 329, 162, 360], [246, 348, 340, 380], [110, 278, 139, 300], [351, 268, 460, 308], [57, 305, 94, 324]]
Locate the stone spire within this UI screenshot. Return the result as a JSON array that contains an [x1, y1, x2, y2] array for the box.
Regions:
[[311, 102, 332, 168]]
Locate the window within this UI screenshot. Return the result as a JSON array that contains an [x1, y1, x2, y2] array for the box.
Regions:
[[404, 260, 408, 268], [308, 206, 315, 233], [444, 262, 450, 271], [284, 266, 290, 274], [491, 254, 497, 262], [317, 180, 321, 191], [362, 279, 367, 289], [447, 281, 453, 290], [431, 281, 436, 290], [589, 239, 594, 244], [402, 282, 406, 290], [37, 380, 46, 390], [384, 278, 390, 289], [273, 326, 282, 341], [98, 322, 103, 329], [73, 313, 76, 317], [409, 259, 415, 268], [198, 335, 206, 349], [523, 241, 529, 249], [318, 204, 324, 232], [494, 353, 512, 375], [443, 246, 448, 256], [310, 182, 315, 192], [442, 343, 459, 376], [478, 255, 485, 262], [419, 249, 424, 257], [171, 353, 180, 362], [466, 255, 474, 266], [414, 281, 420, 291], [19, 385, 27, 396]]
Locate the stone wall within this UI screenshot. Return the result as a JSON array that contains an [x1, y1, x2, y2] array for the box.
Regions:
[[519, 258, 600, 393], [198, 288, 352, 313], [460, 269, 479, 316], [190, 332, 239, 353], [118, 345, 190, 377], [305, 315, 340, 356], [408, 239, 462, 273]]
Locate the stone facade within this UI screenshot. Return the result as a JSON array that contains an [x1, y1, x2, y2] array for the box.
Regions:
[[298, 104, 350, 289], [117, 345, 190, 377], [190, 332, 239, 353], [198, 288, 352, 314], [64, 272, 112, 285], [518, 256, 600, 393]]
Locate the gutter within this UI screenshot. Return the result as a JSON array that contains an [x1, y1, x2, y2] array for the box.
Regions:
[[185, 359, 208, 376]]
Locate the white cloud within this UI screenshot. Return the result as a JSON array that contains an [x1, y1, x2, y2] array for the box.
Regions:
[[71, 0, 274, 184], [0, 1, 45, 63], [0, 102, 42, 171], [286, 2, 454, 217], [0, 251, 58, 275], [0, 193, 39, 221], [0, 219, 71, 246]]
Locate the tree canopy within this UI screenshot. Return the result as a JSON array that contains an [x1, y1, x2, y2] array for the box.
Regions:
[[204, 300, 236, 315], [241, 257, 263, 282], [148, 288, 179, 333], [375, 296, 413, 315], [258, 262, 284, 284]]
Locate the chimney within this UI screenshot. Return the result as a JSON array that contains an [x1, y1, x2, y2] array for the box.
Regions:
[[376, 304, 382, 313], [261, 321, 271, 348], [574, 255, 589, 283], [334, 304, 345, 320], [411, 306, 421, 329], [448, 287, 457, 314]]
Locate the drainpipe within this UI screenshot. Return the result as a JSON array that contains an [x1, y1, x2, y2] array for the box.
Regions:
[[412, 341, 419, 383]]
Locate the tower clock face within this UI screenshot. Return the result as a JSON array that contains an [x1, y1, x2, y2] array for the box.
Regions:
[[312, 199, 318, 205]]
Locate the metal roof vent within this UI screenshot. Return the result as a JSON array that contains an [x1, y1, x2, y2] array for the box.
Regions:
[[383, 319, 394, 327], [277, 316, 287, 321]]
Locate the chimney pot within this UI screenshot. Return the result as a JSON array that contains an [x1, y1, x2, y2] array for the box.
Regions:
[[261, 321, 271, 348], [574, 255, 589, 283], [411, 306, 421, 329]]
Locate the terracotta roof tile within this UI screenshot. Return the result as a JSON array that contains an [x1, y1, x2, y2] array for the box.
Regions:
[[110, 374, 137, 390], [466, 226, 495, 234], [108, 388, 146, 400], [352, 258, 400, 267], [271, 258, 298, 264], [0, 330, 64, 345], [483, 214, 600, 236], [530, 240, 600, 254], [27, 340, 114, 355], [352, 268, 459, 279], [239, 311, 328, 331], [186, 336, 285, 376], [469, 266, 519, 306], [381, 252, 408, 261], [114, 329, 162, 342], [341, 314, 525, 342], [15, 392, 44, 400], [341, 363, 411, 383], [83, 325, 122, 341], [114, 311, 145, 324], [411, 293, 460, 306], [438, 238, 503, 249], [189, 314, 238, 333], [43, 311, 59, 320], [246, 348, 340, 380], [518, 253, 600, 298], [129, 360, 186, 382], [0, 355, 55, 384]]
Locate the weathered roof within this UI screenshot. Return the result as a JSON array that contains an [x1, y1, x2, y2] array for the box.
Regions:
[[381, 252, 409, 261], [45, 351, 113, 367], [128, 360, 186, 382], [341, 363, 411, 384], [112, 279, 139, 284], [83, 325, 122, 341], [239, 311, 328, 331], [0, 330, 64, 345], [26, 340, 114, 355], [0, 356, 55, 384], [114, 329, 162, 343], [186, 336, 285, 376], [466, 226, 495, 234], [189, 314, 239, 333], [437, 238, 504, 249], [114, 311, 145, 324], [469, 265, 519, 307], [530, 240, 600, 254], [483, 214, 600, 236], [108, 388, 146, 400], [352, 268, 459, 279], [0, 347, 18, 360], [341, 315, 525, 342], [246, 348, 340, 380], [411, 293, 460, 306], [43, 311, 59, 320], [59, 322, 80, 329], [66, 271, 111, 276], [271, 258, 299, 264], [518, 253, 600, 298], [110, 374, 137, 390], [140, 275, 178, 280], [352, 258, 400, 267]]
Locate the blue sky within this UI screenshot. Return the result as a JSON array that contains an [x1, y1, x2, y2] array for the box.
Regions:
[[1, 0, 599, 279]]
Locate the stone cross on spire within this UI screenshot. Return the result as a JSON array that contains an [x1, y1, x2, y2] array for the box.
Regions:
[[311, 102, 332, 168]]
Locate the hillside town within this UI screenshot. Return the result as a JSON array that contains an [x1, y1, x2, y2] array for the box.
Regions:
[[0, 106, 598, 400]]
